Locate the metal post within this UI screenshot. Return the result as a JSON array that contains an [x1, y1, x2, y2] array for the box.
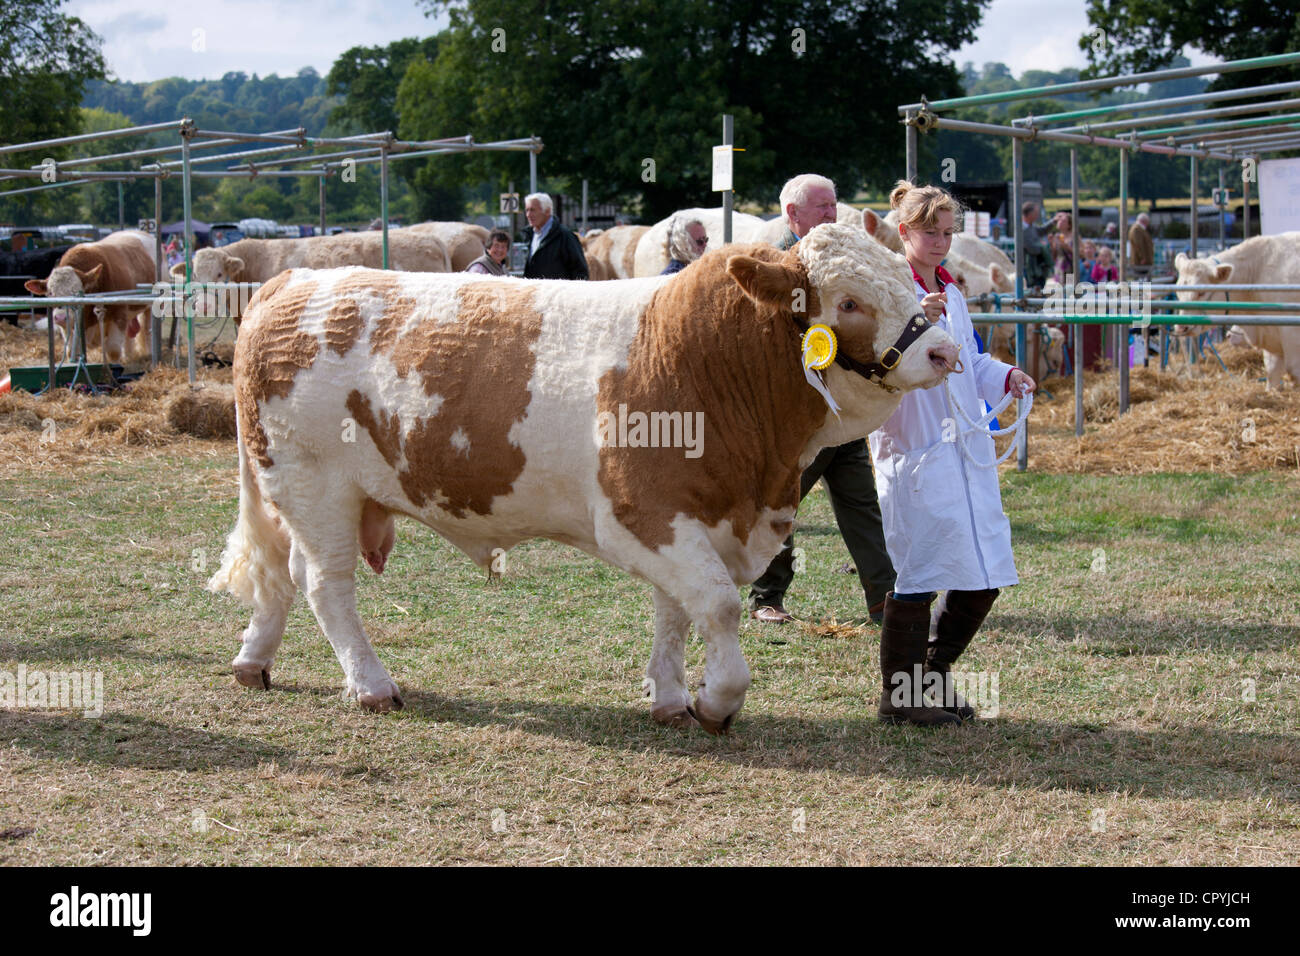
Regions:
[[529, 145, 538, 196], [1243, 159, 1253, 238], [1071, 148, 1083, 437], [319, 170, 326, 235], [152, 173, 162, 366], [905, 112, 918, 182], [380, 146, 389, 269], [1190, 154, 1199, 260], [509, 179, 517, 244], [1012, 136, 1027, 470], [581, 179, 588, 234], [181, 129, 195, 384], [117, 180, 125, 231], [1119, 146, 1129, 414], [723, 114, 734, 243]]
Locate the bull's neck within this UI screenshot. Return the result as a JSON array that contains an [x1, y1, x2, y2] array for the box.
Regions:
[[1220, 239, 1259, 285]]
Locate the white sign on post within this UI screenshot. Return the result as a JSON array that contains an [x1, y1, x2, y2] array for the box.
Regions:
[[1259, 158, 1300, 235], [712, 146, 733, 192], [499, 193, 520, 213], [138, 218, 157, 235]]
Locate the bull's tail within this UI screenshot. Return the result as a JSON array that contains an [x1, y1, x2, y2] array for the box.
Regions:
[[207, 419, 295, 609]]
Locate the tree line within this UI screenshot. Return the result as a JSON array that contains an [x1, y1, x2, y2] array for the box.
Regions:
[[4, 0, 1296, 230]]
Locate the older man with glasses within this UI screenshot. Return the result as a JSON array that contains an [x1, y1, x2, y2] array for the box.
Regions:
[[660, 217, 708, 275], [748, 173, 897, 627]]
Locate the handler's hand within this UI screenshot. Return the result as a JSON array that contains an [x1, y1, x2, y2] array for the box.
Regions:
[[920, 291, 947, 323], [1008, 369, 1037, 395]]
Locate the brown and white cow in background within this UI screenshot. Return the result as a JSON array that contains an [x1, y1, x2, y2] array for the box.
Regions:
[[171, 230, 452, 320], [208, 224, 958, 733], [402, 221, 491, 272], [1175, 233, 1300, 388], [24, 229, 157, 363], [583, 225, 650, 280]]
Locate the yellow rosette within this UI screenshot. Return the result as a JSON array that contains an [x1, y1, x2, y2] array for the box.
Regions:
[[802, 324, 837, 371]]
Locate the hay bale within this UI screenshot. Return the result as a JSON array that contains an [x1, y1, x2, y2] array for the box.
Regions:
[[164, 383, 237, 440]]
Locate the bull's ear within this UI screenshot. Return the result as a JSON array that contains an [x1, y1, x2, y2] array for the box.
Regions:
[[990, 264, 1006, 287], [1174, 253, 1188, 269], [1213, 262, 1233, 282], [80, 264, 104, 290], [169, 262, 185, 280], [24, 278, 47, 295], [862, 209, 880, 236], [727, 255, 802, 305], [225, 255, 245, 279]]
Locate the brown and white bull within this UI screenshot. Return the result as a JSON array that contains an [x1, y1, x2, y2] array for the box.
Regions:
[[208, 224, 958, 733], [1175, 233, 1300, 388], [24, 229, 157, 362], [172, 230, 452, 320]]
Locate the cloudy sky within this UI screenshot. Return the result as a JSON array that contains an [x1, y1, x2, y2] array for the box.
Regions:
[[67, 0, 1216, 83]]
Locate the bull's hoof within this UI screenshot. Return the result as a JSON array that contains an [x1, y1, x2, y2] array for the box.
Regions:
[[651, 705, 702, 731], [233, 663, 271, 690], [357, 692, 404, 712], [691, 699, 737, 736]]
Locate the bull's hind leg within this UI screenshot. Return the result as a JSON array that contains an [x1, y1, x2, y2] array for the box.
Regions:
[[647, 588, 699, 730], [232, 592, 292, 690], [277, 493, 403, 711]]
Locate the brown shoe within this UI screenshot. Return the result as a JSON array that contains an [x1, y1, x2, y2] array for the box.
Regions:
[[751, 604, 794, 624]]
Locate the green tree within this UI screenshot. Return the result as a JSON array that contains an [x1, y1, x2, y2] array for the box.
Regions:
[[1080, 0, 1300, 88], [0, 0, 106, 160], [387, 0, 987, 220]]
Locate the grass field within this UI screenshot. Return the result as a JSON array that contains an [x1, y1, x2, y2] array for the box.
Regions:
[[1, 448, 1297, 865]]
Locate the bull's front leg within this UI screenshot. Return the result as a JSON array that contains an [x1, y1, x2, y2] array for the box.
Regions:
[[647, 587, 699, 730], [687, 583, 750, 735]]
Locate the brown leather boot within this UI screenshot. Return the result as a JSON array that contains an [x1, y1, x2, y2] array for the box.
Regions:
[[927, 588, 999, 721], [878, 594, 961, 726]]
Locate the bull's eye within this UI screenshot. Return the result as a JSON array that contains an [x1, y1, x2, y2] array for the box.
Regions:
[[839, 299, 857, 312]]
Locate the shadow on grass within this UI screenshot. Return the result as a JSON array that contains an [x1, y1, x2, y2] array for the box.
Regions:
[[0, 710, 295, 771], [991, 610, 1297, 654], [0, 634, 212, 666], [394, 690, 1299, 804]]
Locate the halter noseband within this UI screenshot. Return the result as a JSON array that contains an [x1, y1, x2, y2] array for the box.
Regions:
[[792, 309, 933, 393]]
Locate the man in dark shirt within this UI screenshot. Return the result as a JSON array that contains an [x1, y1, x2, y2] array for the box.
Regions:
[[523, 193, 588, 280], [749, 174, 897, 626]]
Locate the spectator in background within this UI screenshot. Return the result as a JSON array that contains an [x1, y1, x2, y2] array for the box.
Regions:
[[1128, 212, 1154, 274], [1091, 245, 1119, 283], [1079, 239, 1098, 280], [1050, 211, 1074, 284], [660, 217, 707, 275], [523, 193, 588, 280], [465, 229, 512, 276], [1019, 202, 1054, 292]]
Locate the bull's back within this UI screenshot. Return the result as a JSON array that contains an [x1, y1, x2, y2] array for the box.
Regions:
[[239, 267, 663, 539]]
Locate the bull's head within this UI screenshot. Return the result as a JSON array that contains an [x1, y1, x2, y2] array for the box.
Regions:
[[1174, 252, 1232, 302], [24, 264, 104, 326], [171, 248, 247, 318], [726, 223, 959, 434]]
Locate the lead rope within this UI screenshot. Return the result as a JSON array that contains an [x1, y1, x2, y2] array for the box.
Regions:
[[945, 376, 1033, 468]]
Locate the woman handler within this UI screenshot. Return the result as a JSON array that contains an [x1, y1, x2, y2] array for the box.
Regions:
[[869, 181, 1036, 726]]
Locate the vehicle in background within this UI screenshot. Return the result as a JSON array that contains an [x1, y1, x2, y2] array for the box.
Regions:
[[210, 222, 244, 247]]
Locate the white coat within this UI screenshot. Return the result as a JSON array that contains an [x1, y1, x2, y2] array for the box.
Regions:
[[868, 275, 1020, 593]]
